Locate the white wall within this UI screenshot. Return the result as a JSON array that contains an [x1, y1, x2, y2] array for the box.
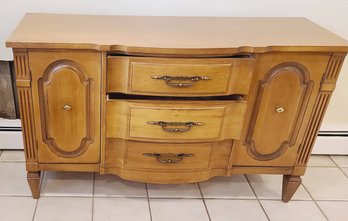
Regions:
[[1, 0, 348, 128]]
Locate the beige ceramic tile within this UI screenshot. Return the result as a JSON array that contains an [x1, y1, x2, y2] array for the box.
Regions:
[[307, 155, 336, 167], [0, 150, 25, 162], [331, 155, 348, 167], [302, 167, 348, 200], [93, 198, 150, 221], [261, 200, 326, 221], [150, 199, 209, 221], [40, 171, 93, 197], [147, 183, 201, 198], [34, 197, 92, 221], [94, 174, 147, 197], [0, 197, 37, 221], [317, 201, 348, 221], [206, 199, 268, 221], [0, 163, 32, 196], [199, 175, 256, 199], [247, 174, 311, 200]]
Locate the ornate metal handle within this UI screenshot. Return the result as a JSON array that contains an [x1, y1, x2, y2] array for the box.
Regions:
[[275, 106, 285, 113], [63, 104, 72, 111], [143, 153, 195, 163], [151, 75, 211, 88], [147, 121, 205, 132]]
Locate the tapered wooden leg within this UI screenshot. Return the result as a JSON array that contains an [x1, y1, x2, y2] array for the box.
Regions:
[[27, 171, 41, 199], [282, 175, 302, 202]]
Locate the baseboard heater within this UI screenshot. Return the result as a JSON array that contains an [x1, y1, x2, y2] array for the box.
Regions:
[[312, 131, 348, 155], [0, 119, 23, 149]]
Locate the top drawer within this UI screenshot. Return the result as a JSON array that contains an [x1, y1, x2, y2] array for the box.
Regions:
[[107, 56, 254, 96]]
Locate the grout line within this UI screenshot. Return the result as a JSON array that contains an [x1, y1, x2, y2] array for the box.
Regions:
[[145, 183, 153, 221], [31, 198, 39, 221], [92, 172, 95, 221], [5, 194, 344, 201], [39, 171, 45, 192], [329, 156, 348, 179], [301, 183, 329, 221], [31, 171, 44, 221], [197, 183, 212, 221], [244, 175, 270, 221]]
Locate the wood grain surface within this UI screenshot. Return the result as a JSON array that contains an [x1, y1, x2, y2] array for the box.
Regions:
[[6, 14, 348, 54]]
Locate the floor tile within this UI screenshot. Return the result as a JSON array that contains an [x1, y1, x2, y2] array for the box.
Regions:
[[307, 155, 336, 167], [94, 174, 147, 197], [302, 167, 348, 200], [199, 175, 255, 199], [0, 150, 25, 162], [148, 183, 201, 198], [261, 200, 326, 221], [0, 163, 32, 196], [0, 197, 37, 221], [40, 171, 93, 197], [94, 198, 150, 221], [150, 199, 209, 221], [317, 201, 348, 221], [34, 197, 92, 221], [247, 174, 311, 200], [331, 155, 348, 167], [206, 199, 268, 221]]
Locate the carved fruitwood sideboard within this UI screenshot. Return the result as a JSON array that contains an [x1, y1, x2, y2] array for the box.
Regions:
[[6, 14, 348, 202]]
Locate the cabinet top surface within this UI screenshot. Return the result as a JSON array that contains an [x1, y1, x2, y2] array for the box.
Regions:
[[6, 13, 348, 54]]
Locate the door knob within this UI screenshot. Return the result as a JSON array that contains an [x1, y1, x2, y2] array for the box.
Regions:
[[63, 104, 72, 111], [275, 106, 285, 113]]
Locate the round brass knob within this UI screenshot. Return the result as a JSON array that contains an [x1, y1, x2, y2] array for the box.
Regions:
[[63, 104, 72, 111], [275, 106, 285, 113]]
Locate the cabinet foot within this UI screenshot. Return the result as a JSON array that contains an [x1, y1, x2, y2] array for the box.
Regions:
[[282, 175, 302, 202], [27, 171, 41, 199]]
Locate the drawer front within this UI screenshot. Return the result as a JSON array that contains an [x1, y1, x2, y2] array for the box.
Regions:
[[105, 139, 232, 170], [106, 100, 247, 142], [107, 56, 254, 96]]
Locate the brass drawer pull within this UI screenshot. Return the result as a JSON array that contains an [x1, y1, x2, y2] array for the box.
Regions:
[[151, 75, 211, 88], [143, 153, 195, 163], [147, 121, 205, 132]]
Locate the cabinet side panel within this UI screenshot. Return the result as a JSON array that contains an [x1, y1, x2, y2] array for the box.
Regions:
[[13, 49, 38, 171], [296, 52, 346, 167]]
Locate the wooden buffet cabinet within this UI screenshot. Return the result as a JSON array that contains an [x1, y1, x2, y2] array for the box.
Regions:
[[6, 14, 348, 202]]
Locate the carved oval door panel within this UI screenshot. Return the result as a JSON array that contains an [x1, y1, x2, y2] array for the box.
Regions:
[[38, 60, 93, 158], [245, 62, 313, 161]]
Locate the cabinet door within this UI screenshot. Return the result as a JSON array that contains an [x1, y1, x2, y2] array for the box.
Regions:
[[29, 51, 101, 163], [233, 53, 330, 166]]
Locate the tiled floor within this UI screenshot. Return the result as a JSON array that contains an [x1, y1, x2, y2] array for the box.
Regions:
[[0, 151, 348, 221]]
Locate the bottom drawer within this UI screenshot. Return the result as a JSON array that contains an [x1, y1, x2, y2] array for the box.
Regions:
[[105, 139, 232, 170]]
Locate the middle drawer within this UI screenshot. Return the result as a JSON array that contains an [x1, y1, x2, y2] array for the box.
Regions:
[[106, 99, 247, 142]]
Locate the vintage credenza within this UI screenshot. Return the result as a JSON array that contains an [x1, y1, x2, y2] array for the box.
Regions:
[[6, 14, 348, 202]]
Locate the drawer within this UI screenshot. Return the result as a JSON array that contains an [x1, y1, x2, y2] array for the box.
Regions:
[[107, 56, 254, 96], [106, 98, 247, 142], [105, 139, 232, 170]]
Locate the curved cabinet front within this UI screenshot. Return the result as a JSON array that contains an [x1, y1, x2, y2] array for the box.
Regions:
[[29, 51, 101, 163]]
